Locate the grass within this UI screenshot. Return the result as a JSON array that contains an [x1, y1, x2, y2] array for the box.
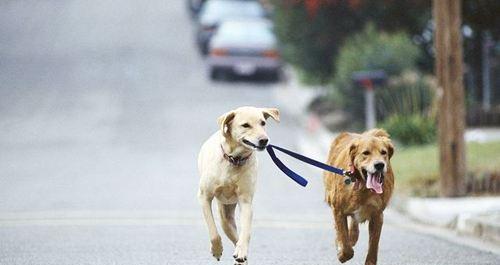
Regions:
[[392, 141, 500, 196]]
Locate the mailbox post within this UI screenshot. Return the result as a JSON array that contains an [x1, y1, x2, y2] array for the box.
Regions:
[[352, 71, 387, 129]]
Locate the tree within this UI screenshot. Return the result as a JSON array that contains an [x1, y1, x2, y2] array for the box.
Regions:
[[272, 0, 430, 83], [272, 0, 499, 85]]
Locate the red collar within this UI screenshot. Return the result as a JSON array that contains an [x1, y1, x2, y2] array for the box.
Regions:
[[221, 145, 252, 167]]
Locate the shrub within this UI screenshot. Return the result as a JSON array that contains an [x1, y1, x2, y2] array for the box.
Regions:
[[376, 71, 437, 121], [381, 114, 436, 145], [331, 23, 421, 119], [377, 71, 437, 145], [271, 1, 432, 84]]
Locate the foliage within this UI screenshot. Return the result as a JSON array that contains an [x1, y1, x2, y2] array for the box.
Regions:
[[463, 0, 500, 36], [272, 1, 499, 84], [377, 71, 437, 146], [376, 71, 437, 119], [331, 24, 421, 120], [462, 0, 500, 107], [272, 1, 364, 83], [381, 114, 436, 146], [271, 0, 431, 83]]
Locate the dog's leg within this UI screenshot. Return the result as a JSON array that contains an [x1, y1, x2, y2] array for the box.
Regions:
[[233, 198, 252, 265], [365, 213, 383, 265], [200, 194, 223, 261], [333, 209, 354, 263], [348, 216, 359, 247], [218, 201, 238, 245]]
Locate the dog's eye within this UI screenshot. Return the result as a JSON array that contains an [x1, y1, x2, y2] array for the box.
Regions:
[[261, 121, 266, 126], [381, 150, 387, 155], [241, 123, 251, 128], [362, 151, 370, 156]]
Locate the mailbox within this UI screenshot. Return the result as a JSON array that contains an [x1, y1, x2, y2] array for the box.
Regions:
[[351, 70, 387, 129], [352, 70, 387, 89]]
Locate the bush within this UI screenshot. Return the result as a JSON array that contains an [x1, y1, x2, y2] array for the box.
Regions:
[[381, 114, 436, 145], [272, 2, 363, 83], [331, 23, 421, 119], [271, 1, 432, 84], [377, 71, 437, 145], [376, 71, 437, 120]]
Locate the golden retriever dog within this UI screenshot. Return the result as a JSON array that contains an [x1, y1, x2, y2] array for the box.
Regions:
[[198, 106, 279, 265], [323, 129, 394, 265]]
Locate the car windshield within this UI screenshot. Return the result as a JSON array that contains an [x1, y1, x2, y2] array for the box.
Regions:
[[200, 1, 265, 23], [216, 21, 276, 45]]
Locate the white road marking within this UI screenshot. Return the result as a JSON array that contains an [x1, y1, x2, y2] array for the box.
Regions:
[[0, 210, 333, 229]]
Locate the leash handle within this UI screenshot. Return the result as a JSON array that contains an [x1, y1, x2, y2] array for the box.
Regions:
[[266, 144, 350, 187]]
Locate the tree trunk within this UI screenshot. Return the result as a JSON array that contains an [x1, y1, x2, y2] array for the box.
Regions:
[[433, 0, 466, 197]]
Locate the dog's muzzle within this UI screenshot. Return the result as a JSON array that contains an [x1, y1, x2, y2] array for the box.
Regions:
[[243, 139, 267, 151]]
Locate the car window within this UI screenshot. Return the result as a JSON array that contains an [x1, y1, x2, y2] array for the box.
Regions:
[[217, 22, 276, 44], [200, 1, 265, 23]]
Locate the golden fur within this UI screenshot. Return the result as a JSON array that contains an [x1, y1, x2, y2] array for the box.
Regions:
[[323, 129, 394, 265]]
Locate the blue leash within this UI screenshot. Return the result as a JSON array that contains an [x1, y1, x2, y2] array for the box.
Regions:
[[266, 144, 355, 187]]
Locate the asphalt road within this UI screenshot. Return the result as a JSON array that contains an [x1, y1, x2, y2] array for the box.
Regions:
[[0, 1, 499, 264]]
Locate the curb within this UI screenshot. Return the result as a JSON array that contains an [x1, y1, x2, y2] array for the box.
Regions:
[[455, 212, 500, 244], [396, 195, 500, 246]]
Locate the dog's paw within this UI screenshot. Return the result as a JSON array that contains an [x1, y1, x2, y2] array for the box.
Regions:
[[232, 244, 248, 264], [337, 247, 354, 263], [211, 236, 223, 261], [234, 260, 248, 265]]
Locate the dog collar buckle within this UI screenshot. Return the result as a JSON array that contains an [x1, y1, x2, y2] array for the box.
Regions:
[[343, 164, 358, 185], [221, 145, 250, 167]]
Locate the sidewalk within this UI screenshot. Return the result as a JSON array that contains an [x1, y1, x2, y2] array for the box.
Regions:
[[274, 69, 500, 246], [403, 197, 500, 244]]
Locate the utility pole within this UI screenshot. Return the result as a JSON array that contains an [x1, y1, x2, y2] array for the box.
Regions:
[[433, 0, 466, 197]]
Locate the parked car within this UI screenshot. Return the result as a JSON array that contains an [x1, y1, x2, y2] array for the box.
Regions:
[[186, 0, 207, 18], [196, 0, 266, 55], [207, 19, 282, 80]]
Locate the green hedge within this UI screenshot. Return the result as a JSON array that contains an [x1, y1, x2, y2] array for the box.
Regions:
[[381, 114, 436, 145]]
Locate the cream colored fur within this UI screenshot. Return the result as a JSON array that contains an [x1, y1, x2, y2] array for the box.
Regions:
[[198, 106, 279, 265]]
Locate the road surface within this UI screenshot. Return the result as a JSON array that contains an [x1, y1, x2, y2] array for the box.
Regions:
[[0, 1, 499, 264]]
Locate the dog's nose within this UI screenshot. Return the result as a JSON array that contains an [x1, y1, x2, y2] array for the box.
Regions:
[[374, 162, 385, 171], [258, 138, 269, 147]]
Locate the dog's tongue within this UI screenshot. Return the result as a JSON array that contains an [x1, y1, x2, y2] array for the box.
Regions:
[[366, 172, 383, 194]]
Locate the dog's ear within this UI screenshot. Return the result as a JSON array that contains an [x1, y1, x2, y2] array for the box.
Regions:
[[217, 111, 236, 138], [385, 139, 395, 159], [262, 108, 280, 122], [366, 128, 390, 138], [348, 139, 359, 165]]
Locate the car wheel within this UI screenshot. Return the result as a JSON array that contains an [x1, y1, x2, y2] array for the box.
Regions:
[[210, 68, 221, 81], [201, 43, 209, 56], [266, 69, 281, 82]]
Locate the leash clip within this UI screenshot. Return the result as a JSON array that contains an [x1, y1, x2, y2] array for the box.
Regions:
[[343, 170, 356, 185]]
